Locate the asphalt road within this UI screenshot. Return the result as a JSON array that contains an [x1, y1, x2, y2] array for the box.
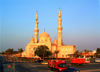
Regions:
[[1, 56, 100, 72], [70, 63, 100, 72], [15, 63, 53, 72], [14, 62, 100, 72]]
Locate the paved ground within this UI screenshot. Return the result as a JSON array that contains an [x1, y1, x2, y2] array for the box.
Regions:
[[14, 62, 100, 72], [70, 63, 100, 72], [0, 55, 18, 72], [1, 55, 100, 72], [3, 63, 18, 72], [15, 63, 53, 72]]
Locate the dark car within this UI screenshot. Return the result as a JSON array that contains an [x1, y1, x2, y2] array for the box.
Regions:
[[37, 60, 43, 63], [35, 59, 43, 63], [62, 67, 80, 72], [35, 60, 38, 63]]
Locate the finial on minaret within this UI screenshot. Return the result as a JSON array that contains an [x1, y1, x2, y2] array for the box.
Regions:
[[58, 8, 61, 18], [44, 28, 45, 32], [35, 11, 38, 21], [32, 35, 33, 38], [59, 7, 60, 9]]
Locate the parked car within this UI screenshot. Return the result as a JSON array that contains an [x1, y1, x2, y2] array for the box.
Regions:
[[95, 58, 100, 62], [62, 67, 80, 72], [42, 61, 48, 65], [35, 60, 38, 63], [35, 59, 43, 63], [38, 59, 43, 63]]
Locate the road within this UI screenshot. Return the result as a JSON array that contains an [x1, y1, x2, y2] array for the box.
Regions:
[[70, 63, 100, 72], [14, 62, 100, 72], [1, 55, 100, 72], [15, 63, 53, 72]]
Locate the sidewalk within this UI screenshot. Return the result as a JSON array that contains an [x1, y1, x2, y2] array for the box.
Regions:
[[3, 63, 19, 72]]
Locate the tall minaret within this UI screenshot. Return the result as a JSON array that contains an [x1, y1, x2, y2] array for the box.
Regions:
[[34, 12, 39, 43], [57, 8, 63, 46]]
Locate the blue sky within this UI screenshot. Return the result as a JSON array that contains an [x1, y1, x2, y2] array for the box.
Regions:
[[1, 0, 100, 52]]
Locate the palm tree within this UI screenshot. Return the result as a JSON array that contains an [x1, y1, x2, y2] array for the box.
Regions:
[[54, 50, 59, 60], [84, 49, 87, 58], [18, 48, 23, 61], [74, 50, 80, 58]]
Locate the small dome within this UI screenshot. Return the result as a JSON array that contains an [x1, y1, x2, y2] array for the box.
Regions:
[[40, 32, 50, 38], [30, 37, 35, 43], [31, 37, 34, 40]]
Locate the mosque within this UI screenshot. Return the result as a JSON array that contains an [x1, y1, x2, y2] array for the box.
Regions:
[[21, 9, 76, 58]]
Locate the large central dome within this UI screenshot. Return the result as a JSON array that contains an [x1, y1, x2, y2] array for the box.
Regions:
[[40, 32, 50, 38]]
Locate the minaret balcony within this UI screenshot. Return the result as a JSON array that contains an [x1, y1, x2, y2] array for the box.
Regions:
[[34, 29, 39, 32], [57, 27, 63, 30]]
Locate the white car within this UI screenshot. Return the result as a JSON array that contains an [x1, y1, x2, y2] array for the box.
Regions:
[[95, 58, 100, 62]]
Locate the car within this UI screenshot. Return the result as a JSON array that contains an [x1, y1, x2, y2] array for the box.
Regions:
[[34, 60, 38, 63], [62, 67, 80, 72], [95, 58, 100, 62], [35, 59, 43, 63], [38, 59, 43, 63], [42, 61, 48, 65]]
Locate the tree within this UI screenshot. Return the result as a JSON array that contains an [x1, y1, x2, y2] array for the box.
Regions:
[[97, 48, 100, 54], [74, 50, 80, 58], [54, 50, 59, 60], [34, 45, 52, 61], [96, 48, 100, 58], [84, 49, 87, 58], [5, 48, 13, 61], [12, 51, 19, 54], [18, 48, 23, 61], [6, 48, 13, 55], [0, 51, 5, 55]]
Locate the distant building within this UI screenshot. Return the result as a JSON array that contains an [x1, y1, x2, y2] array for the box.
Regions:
[[92, 50, 96, 54], [21, 9, 76, 58], [81, 50, 96, 57]]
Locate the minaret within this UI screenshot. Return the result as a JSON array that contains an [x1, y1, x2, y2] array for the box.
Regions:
[[34, 12, 39, 43], [57, 8, 63, 46]]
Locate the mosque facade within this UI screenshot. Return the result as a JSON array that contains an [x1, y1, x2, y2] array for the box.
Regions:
[[22, 9, 76, 58]]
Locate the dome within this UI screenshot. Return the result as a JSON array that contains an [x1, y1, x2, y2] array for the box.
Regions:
[[40, 32, 50, 38], [30, 37, 35, 43], [31, 37, 34, 40]]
